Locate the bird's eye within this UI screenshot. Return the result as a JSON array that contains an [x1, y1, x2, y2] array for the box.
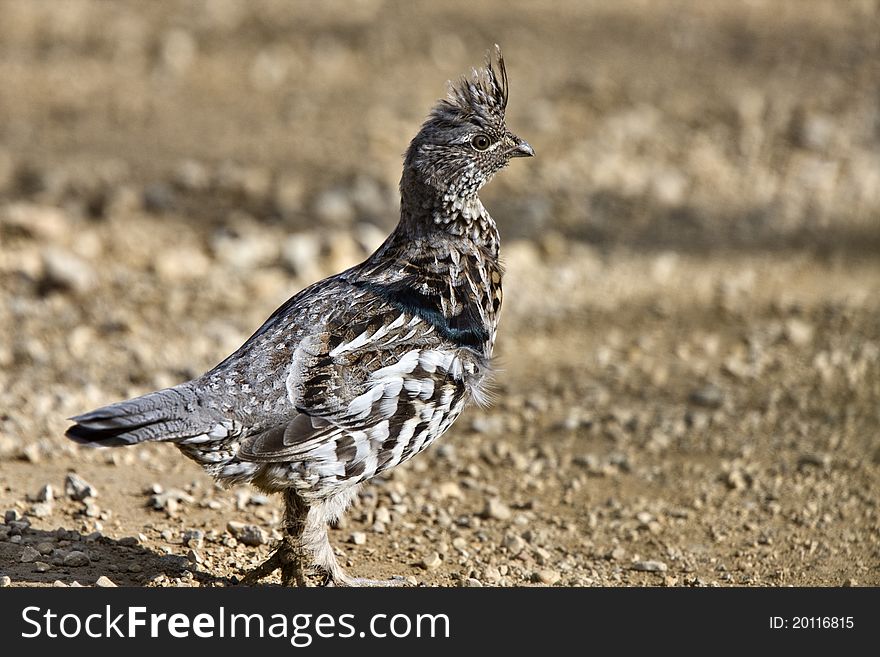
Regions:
[[471, 134, 491, 151]]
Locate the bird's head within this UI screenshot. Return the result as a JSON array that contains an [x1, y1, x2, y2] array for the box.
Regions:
[[403, 45, 534, 201]]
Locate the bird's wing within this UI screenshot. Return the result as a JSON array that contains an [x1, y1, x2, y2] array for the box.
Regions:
[[237, 298, 477, 472]]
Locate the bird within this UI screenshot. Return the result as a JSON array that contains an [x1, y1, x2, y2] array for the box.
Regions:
[[65, 45, 534, 586]]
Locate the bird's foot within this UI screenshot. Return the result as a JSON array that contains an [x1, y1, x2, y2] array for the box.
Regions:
[[240, 540, 308, 587]]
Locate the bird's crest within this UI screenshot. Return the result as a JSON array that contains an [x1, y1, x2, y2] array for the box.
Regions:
[[436, 45, 508, 126]]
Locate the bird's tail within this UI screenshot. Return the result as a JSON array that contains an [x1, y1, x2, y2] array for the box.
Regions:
[[66, 383, 208, 447]]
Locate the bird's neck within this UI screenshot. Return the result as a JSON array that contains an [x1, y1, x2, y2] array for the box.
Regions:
[[397, 171, 500, 258]]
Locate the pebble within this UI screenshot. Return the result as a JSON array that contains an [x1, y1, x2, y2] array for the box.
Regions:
[[535, 569, 561, 585], [421, 552, 442, 570], [65, 472, 98, 501], [482, 498, 512, 521], [5, 509, 22, 523], [29, 502, 53, 518], [34, 561, 51, 572], [436, 481, 464, 499], [463, 577, 483, 587], [688, 385, 724, 409], [349, 532, 367, 546], [20, 546, 41, 562], [632, 560, 668, 572], [63, 551, 91, 567], [182, 529, 205, 549], [482, 566, 502, 583], [784, 318, 814, 346], [96, 575, 117, 587], [374, 507, 392, 525], [502, 533, 526, 557], [226, 521, 266, 546], [0, 575, 10, 587], [36, 484, 54, 503], [150, 489, 195, 513], [41, 249, 95, 293]]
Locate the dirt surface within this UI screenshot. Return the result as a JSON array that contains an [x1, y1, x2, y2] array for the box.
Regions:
[[1, 1, 878, 587]]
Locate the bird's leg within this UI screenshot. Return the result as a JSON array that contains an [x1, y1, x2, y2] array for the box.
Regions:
[[305, 490, 408, 587], [241, 488, 309, 586]]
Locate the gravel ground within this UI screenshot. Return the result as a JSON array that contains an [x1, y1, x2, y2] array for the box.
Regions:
[[1, 1, 878, 587]]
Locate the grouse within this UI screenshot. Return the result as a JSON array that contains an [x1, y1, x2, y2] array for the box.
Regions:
[[66, 45, 534, 586]]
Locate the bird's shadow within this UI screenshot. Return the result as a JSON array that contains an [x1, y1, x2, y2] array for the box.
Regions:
[[0, 524, 237, 587]]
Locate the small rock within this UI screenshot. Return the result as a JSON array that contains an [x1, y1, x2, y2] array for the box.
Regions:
[[482, 498, 512, 521], [797, 453, 830, 470], [502, 533, 526, 557], [117, 536, 139, 547], [36, 542, 54, 555], [182, 529, 205, 549], [63, 551, 90, 567], [0, 575, 12, 587], [535, 569, 561, 585], [20, 546, 41, 563], [688, 385, 723, 409], [784, 318, 814, 346], [610, 547, 626, 561], [128, 563, 143, 573], [349, 532, 367, 546], [95, 575, 117, 587], [482, 566, 502, 583], [726, 468, 750, 491], [29, 502, 53, 518], [4, 509, 21, 523], [226, 521, 266, 546], [34, 561, 51, 573], [632, 560, 668, 573], [36, 484, 54, 503], [153, 246, 211, 281], [53, 580, 67, 587], [421, 552, 442, 570], [173, 159, 210, 191], [463, 577, 483, 587], [436, 482, 463, 500], [41, 249, 95, 293], [150, 489, 194, 512], [65, 473, 98, 501]]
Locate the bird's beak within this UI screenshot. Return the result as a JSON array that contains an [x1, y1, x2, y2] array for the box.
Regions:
[[508, 138, 535, 158]]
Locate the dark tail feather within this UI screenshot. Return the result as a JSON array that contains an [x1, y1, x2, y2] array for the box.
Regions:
[[66, 384, 203, 447]]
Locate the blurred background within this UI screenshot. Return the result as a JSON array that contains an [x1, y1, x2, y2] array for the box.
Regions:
[[0, 0, 878, 587]]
